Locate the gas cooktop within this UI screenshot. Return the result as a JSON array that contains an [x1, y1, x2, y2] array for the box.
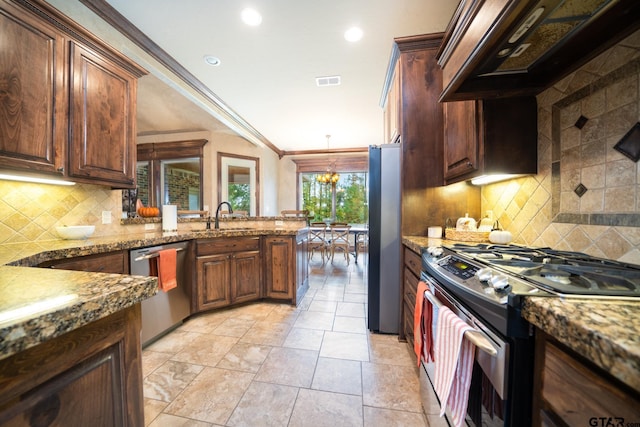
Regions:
[[447, 243, 640, 300]]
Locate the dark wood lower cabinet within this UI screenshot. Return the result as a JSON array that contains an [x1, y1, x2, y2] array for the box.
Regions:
[[194, 237, 261, 312], [0, 305, 143, 426], [532, 330, 640, 427], [264, 236, 295, 301], [400, 245, 421, 344]]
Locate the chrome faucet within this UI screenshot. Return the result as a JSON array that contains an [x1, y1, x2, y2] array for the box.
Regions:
[[214, 201, 233, 229]]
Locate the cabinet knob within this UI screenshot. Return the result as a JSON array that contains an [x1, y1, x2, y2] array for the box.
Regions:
[[57, 167, 64, 173], [467, 162, 473, 168]]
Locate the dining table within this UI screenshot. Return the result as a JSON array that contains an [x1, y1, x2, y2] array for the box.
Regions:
[[310, 223, 368, 264]]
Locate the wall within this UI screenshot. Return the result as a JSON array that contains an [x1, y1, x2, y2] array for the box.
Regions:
[[482, 30, 640, 264]]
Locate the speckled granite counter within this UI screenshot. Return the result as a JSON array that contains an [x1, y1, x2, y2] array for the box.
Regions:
[[523, 297, 640, 392], [1, 228, 302, 267], [0, 265, 156, 361], [403, 235, 640, 393]]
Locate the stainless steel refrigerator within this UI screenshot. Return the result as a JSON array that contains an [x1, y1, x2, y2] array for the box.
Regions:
[[367, 143, 401, 334]]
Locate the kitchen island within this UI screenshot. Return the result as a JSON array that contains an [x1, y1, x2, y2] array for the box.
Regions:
[[0, 222, 307, 425]]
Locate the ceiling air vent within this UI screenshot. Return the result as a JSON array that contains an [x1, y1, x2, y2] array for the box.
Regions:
[[316, 75, 341, 87]]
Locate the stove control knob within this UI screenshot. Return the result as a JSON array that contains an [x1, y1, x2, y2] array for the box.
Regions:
[[475, 267, 493, 282], [489, 273, 510, 290], [426, 246, 444, 257]]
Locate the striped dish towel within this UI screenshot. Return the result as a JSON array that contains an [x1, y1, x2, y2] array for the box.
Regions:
[[433, 305, 476, 427]]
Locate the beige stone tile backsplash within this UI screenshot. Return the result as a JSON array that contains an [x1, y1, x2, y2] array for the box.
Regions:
[[482, 30, 640, 265], [0, 181, 124, 244]]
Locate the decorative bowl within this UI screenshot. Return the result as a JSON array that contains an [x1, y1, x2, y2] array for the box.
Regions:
[[56, 225, 95, 240]]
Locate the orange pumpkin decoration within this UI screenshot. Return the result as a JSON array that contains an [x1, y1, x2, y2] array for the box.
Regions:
[[137, 206, 160, 217]]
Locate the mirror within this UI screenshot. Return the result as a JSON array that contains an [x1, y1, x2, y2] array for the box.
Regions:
[[218, 152, 259, 216], [136, 139, 207, 211]]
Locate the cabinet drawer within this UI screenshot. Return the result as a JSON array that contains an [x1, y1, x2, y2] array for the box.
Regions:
[[404, 247, 422, 277], [404, 267, 419, 308], [403, 300, 415, 347], [542, 342, 640, 426], [40, 251, 128, 274], [197, 237, 260, 255]]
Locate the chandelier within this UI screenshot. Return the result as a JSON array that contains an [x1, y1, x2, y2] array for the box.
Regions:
[[316, 135, 340, 184]]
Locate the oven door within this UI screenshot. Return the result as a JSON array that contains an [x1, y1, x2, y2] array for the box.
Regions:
[[420, 273, 509, 427]]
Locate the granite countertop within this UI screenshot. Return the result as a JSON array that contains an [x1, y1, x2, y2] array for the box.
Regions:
[[402, 235, 640, 393], [0, 227, 303, 362], [1, 228, 302, 267], [522, 297, 640, 392], [0, 265, 157, 361]]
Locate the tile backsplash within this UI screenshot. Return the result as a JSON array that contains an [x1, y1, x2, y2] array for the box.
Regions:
[[482, 29, 640, 264], [0, 181, 123, 244]]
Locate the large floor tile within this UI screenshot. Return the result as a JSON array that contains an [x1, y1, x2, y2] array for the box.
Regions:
[[368, 332, 415, 367], [142, 350, 174, 377], [254, 347, 318, 387], [311, 357, 362, 395], [288, 388, 363, 427], [226, 381, 298, 426], [238, 320, 291, 346], [333, 316, 367, 334], [308, 299, 337, 313], [363, 406, 427, 427], [164, 367, 254, 425], [215, 342, 272, 373], [143, 360, 204, 403], [361, 362, 422, 412], [293, 311, 335, 330], [320, 331, 369, 361], [282, 327, 325, 351], [211, 317, 255, 337], [170, 334, 238, 366], [336, 301, 365, 317], [143, 398, 167, 426], [178, 311, 229, 334], [145, 330, 205, 354], [147, 413, 213, 427]]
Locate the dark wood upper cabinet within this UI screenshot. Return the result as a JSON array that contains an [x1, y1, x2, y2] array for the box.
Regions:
[[438, 0, 640, 101], [0, 0, 146, 187], [380, 34, 445, 190], [443, 96, 538, 184]]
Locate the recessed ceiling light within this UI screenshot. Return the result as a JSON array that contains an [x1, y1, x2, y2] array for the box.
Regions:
[[241, 8, 262, 26], [203, 55, 221, 66], [344, 27, 363, 42]]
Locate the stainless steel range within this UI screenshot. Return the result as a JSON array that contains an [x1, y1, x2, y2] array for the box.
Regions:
[[419, 243, 640, 427]]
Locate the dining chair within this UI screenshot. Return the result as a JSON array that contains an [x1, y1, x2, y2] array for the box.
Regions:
[[329, 224, 351, 264], [308, 222, 328, 263]]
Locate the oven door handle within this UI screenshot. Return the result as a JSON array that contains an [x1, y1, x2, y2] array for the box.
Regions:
[[424, 291, 498, 357]]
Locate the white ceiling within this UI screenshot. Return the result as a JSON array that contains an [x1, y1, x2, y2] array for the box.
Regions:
[[107, 0, 458, 152]]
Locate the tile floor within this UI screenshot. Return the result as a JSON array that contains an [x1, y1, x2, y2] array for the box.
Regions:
[[141, 253, 431, 426]]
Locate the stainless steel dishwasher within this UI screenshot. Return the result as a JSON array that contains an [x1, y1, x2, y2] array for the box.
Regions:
[[130, 241, 191, 347]]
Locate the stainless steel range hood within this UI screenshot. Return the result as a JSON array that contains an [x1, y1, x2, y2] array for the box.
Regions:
[[438, 0, 640, 101]]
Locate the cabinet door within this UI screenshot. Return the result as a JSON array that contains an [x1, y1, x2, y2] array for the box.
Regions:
[[196, 254, 231, 311], [296, 233, 309, 302], [231, 251, 261, 304], [0, 1, 66, 175], [443, 100, 479, 180], [264, 237, 295, 301], [68, 42, 136, 187]]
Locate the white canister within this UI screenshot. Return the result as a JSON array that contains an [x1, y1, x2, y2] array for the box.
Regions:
[[162, 205, 178, 232], [428, 226, 443, 238]]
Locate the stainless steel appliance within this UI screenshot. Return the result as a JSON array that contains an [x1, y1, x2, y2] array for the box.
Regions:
[[419, 243, 640, 426], [367, 143, 401, 333], [130, 241, 191, 347]]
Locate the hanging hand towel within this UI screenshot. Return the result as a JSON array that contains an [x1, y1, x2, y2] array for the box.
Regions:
[[433, 306, 476, 427], [150, 249, 177, 292], [413, 281, 429, 365]]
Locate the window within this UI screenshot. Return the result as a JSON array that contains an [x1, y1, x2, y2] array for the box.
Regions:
[[302, 172, 368, 223], [135, 139, 207, 210], [218, 152, 259, 216]]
